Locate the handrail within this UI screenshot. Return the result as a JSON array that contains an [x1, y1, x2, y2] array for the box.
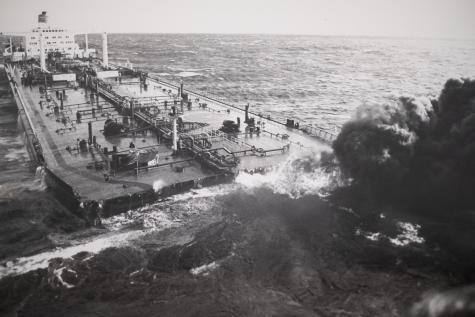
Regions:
[[5, 65, 39, 140], [147, 75, 337, 143], [112, 64, 338, 143]]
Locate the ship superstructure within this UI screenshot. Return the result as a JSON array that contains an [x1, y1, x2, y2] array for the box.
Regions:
[[3, 11, 94, 61]]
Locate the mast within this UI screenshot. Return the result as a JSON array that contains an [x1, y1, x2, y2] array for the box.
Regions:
[[102, 32, 108, 67]]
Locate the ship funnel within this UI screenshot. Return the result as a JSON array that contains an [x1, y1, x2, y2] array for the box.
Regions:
[[39, 34, 46, 71], [38, 11, 48, 24], [102, 32, 109, 67]]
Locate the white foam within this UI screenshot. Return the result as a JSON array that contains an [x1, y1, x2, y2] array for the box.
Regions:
[[190, 261, 219, 276], [177, 71, 205, 78], [153, 179, 166, 192], [53, 267, 76, 288], [235, 151, 336, 199], [389, 222, 425, 246], [3, 148, 28, 161], [0, 230, 144, 278], [355, 221, 424, 246]]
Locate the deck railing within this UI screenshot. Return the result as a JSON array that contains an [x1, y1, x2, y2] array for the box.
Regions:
[[110, 64, 339, 144], [146, 74, 338, 144], [4, 65, 45, 164]]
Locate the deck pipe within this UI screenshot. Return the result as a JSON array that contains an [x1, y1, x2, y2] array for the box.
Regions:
[[129, 100, 134, 122], [172, 117, 178, 151], [84, 33, 88, 54], [88, 122, 92, 144], [102, 32, 108, 67]]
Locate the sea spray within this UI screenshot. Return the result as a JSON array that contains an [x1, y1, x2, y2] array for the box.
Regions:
[[235, 150, 340, 199]]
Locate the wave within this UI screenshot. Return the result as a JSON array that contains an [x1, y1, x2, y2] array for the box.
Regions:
[[235, 150, 339, 199], [0, 230, 144, 278], [0, 183, 234, 278], [177, 71, 206, 78]]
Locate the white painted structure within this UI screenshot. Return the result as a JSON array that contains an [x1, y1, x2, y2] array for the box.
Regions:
[[39, 34, 46, 70], [96, 70, 119, 79], [3, 11, 96, 61], [52, 73, 76, 81], [172, 117, 178, 151], [25, 12, 80, 58], [102, 32, 109, 67]]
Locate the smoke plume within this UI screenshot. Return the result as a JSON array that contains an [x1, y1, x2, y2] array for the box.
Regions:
[[333, 78, 475, 215]]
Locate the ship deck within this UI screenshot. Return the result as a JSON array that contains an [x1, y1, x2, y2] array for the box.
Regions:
[[10, 67, 213, 203], [6, 62, 331, 216]]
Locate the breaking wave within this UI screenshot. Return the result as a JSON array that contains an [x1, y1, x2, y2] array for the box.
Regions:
[[177, 71, 206, 78], [235, 150, 339, 199]]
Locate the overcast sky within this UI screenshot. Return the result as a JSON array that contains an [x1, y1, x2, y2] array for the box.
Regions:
[[0, 0, 474, 38]]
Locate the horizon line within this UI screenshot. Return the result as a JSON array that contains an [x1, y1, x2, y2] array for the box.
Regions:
[[1, 30, 474, 42]]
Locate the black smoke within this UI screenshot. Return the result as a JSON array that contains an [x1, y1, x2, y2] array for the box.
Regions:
[[333, 78, 475, 216]]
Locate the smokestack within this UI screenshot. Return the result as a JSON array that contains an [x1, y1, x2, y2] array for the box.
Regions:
[[102, 32, 108, 67], [172, 117, 178, 151], [39, 34, 46, 71], [85, 33, 88, 52], [245, 103, 249, 123], [38, 11, 48, 25]]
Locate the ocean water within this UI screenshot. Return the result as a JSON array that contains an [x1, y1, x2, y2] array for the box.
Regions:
[[1, 34, 475, 315], [96, 34, 475, 130]]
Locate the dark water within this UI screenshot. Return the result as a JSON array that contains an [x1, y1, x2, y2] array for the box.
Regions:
[[0, 89, 33, 186], [1, 34, 475, 316]]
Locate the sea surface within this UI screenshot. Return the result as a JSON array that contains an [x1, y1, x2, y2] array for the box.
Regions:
[[1, 34, 475, 315]]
